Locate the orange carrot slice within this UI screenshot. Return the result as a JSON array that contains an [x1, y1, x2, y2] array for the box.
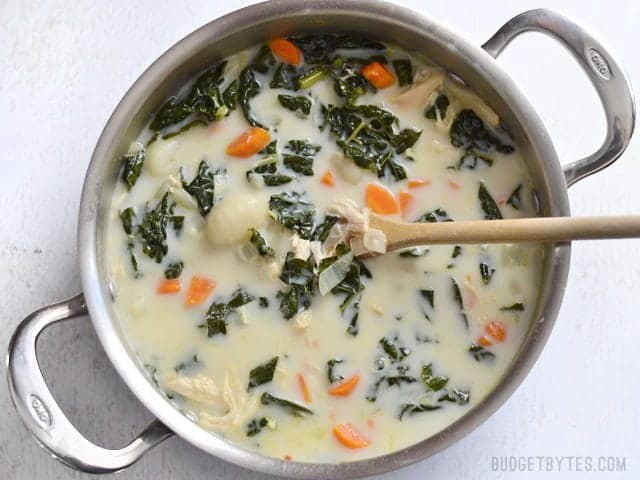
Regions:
[[185, 276, 216, 307], [268, 38, 302, 66], [477, 335, 493, 347], [398, 190, 413, 217], [297, 373, 312, 403], [320, 169, 335, 186], [448, 179, 461, 191], [157, 278, 181, 294], [361, 61, 395, 89], [328, 374, 360, 396], [283, 455, 293, 461], [485, 320, 506, 343], [333, 423, 370, 449], [366, 183, 399, 215], [408, 178, 430, 189], [226, 127, 270, 158]]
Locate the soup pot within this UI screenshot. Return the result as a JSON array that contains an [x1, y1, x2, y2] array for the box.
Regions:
[[7, 1, 635, 477]]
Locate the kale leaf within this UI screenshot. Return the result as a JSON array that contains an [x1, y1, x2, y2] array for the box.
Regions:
[[120, 149, 146, 190], [451, 278, 469, 329], [164, 261, 184, 279], [248, 356, 279, 390], [278, 94, 312, 115], [249, 228, 275, 257], [268, 191, 316, 239], [415, 208, 454, 223], [478, 182, 503, 220], [181, 160, 219, 216], [392, 59, 413, 86], [260, 392, 313, 417]]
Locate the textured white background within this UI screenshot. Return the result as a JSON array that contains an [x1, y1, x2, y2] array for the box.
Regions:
[[1, 1, 639, 479]]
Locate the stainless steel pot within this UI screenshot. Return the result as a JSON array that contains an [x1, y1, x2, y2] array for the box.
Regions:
[[7, 1, 635, 478]]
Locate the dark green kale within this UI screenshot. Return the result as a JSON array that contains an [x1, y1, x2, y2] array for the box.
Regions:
[[327, 358, 344, 383], [126, 241, 142, 278], [222, 80, 238, 111], [238, 66, 264, 128], [181, 160, 218, 216], [246, 417, 272, 437], [150, 97, 192, 131], [164, 261, 184, 279], [120, 149, 145, 190], [392, 59, 413, 86], [277, 252, 316, 319], [507, 184, 523, 210], [391, 129, 422, 154], [318, 243, 367, 319], [249, 228, 275, 257], [258, 297, 269, 308], [138, 193, 175, 263], [479, 261, 496, 285], [455, 150, 494, 170], [500, 302, 525, 312], [438, 388, 470, 405], [246, 160, 293, 187], [478, 182, 503, 220], [283, 155, 313, 176], [271, 63, 301, 90], [379, 337, 411, 362], [260, 392, 313, 417], [248, 356, 279, 390], [399, 402, 441, 419], [425, 93, 449, 120], [469, 343, 496, 362], [399, 247, 429, 257], [278, 94, 312, 115], [449, 109, 514, 153], [120, 207, 136, 235], [162, 120, 208, 140], [170, 215, 184, 234], [297, 65, 330, 90], [251, 45, 276, 73], [421, 363, 448, 391], [204, 288, 255, 336], [289, 33, 385, 65], [311, 215, 339, 243], [419, 289, 434, 309], [260, 141, 277, 155], [268, 192, 316, 239], [415, 208, 454, 223], [451, 278, 469, 329], [286, 140, 321, 157]]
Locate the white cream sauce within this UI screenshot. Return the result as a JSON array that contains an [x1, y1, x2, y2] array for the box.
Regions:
[[105, 40, 543, 462]]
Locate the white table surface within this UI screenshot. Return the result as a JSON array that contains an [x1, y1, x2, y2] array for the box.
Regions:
[[1, 1, 639, 478]]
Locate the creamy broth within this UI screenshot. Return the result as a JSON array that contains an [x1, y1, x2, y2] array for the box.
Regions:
[[106, 36, 543, 462]]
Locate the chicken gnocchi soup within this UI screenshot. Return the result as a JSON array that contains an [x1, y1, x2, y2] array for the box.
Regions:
[[107, 34, 543, 462]]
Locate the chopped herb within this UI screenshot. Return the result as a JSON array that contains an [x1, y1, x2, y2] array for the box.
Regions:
[[278, 94, 312, 115], [327, 358, 344, 383], [248, 356, 279, 390], [451, 278, 469, 329], [425, 93, 449, 120], [478, 182, 503, 220], [392, 59, 413, 86], [181, 160, 218, 216], [438, 388, 470, 405], [469, 343, 496, 362], [416, 208, 453, 223], [479, 262, 496, 285], [246, 417, 273, 437], [500, 302, 525, 312], [258, 297, 269, 308], [120, 207, 136, 235], [260, 392, 313, 417], [269, 192, 316, 239], [164, 261, 184, 279], [120, 149, 146, 190], [421, 363, 449, 391], [399, 402, 441, 419], [249, 229, 275, 257], [507, 184, 523, 210]]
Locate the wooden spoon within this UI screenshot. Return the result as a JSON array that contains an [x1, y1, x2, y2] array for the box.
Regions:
[[368, 214, 640, 253]]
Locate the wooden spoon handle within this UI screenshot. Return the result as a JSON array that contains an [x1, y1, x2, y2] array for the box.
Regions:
[[369, 215, 640, 250]]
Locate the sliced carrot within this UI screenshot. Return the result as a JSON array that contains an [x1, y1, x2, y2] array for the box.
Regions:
[[185, 276, 217, 307], [477, 335, 493, 347], [268, 38, 302, 66], [408, 178, 430, 189], [485, 320, 506, 343], [283, 455, 293, 461], [448, 179, 461, 191], [157, 278, 181, 294], [226, 127, 270, 158], [297, 373, 312, 404], [361, 61, 395, 89], [333, 423, 370, 449], [328, 374, 360, 397], [367, 418, 375, 428], [320, 169, 335, 186], [398, 190, 413, 217], [366, 183, 399, 215]]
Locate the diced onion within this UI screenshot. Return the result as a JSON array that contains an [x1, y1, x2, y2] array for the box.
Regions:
[[318, 252, 353, 295]]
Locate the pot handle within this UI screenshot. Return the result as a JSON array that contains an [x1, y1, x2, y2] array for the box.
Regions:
[[482, 9, 635, 187], [6, 294, 174, 473]]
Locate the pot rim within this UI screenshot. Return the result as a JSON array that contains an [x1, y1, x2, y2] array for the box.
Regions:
[[78, 0, 570, 477]]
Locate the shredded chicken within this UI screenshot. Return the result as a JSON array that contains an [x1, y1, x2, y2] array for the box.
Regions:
[[391, 69, 446, 110], [164, 374, 221, 404], [326, 198, 388, 255]]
